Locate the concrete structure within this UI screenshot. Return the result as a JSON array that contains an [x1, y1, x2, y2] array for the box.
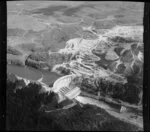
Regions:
[[52, 75, 81, 103]]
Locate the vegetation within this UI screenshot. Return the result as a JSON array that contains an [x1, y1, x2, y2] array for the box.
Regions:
[[55, 66, 71, 75], [26, 52, 73, 71], [7, 2, 143, 130], [7, 59, 24, 66], [109, 36, 137, 43], [114, 47, 124, 56], [94, 78, 142, 105], [7, 46, 23, 56], [6, 77, 140, 131], [7, 73, 17, 83], [70, 74, 142, 105], [25, 59, 50, 70], [28, 52, 49, 62]]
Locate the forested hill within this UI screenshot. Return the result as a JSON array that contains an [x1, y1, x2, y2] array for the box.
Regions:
[[6, 74, 141, 131]]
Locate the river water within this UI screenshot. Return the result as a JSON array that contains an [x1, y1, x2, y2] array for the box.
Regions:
[[7, 64, 61, 85]]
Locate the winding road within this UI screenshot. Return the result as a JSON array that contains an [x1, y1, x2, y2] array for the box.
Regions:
[[51, 74, 143, 129]]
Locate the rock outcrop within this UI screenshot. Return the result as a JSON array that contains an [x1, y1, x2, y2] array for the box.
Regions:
[[55, 25, 143, 106], [8, 25, 143, 106]]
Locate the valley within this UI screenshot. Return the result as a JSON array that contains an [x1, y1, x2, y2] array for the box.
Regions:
[[7, 1, 144, 131]]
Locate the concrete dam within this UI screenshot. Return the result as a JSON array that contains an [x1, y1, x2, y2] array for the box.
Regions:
[[52, 75, 81, 103]]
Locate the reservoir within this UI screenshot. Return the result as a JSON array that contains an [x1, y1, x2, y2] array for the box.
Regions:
[[42, 70, 62, 85], [7, 64, 61, 85]]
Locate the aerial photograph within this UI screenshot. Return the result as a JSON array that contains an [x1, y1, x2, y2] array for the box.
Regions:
[[7, 1, 144, 131]]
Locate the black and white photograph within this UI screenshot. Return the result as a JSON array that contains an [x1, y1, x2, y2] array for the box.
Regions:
[[6, 1, 145, 131]]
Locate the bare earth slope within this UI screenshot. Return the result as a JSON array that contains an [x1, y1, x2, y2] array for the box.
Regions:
[[7, 1, 144, 130]]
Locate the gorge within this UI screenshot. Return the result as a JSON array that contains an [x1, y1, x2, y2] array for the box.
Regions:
[[7, 1, 144, 131]]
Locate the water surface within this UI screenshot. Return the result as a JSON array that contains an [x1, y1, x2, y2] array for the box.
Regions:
[[7, 64, 61, 85]]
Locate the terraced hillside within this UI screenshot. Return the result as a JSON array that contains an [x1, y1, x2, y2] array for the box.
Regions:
[[24, 25, 143, 106], [7, 1, 144, 131]]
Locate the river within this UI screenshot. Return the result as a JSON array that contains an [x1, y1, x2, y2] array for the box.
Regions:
[[7, 64, 61, 85]]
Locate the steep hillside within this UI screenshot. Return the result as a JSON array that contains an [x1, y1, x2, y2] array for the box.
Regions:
[[23, 25, 144, 107], [6, 75, 142, 131]]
